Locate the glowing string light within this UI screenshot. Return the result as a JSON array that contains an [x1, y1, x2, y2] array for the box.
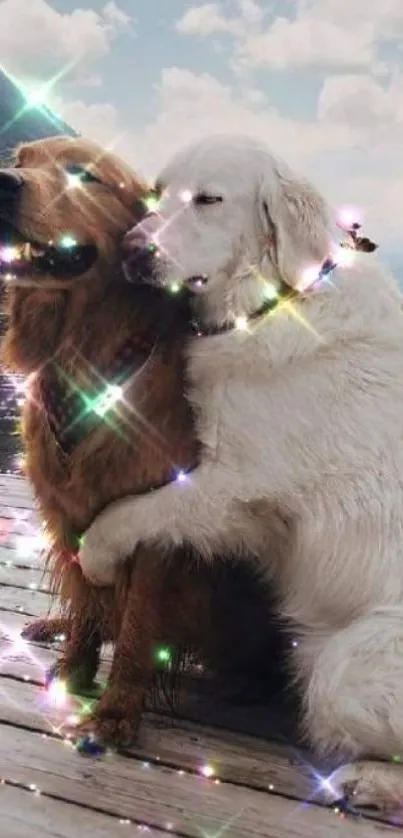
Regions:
[[234, 316, 249, 331], [144, 194, 161, 213], [85, 384, 123, 418], [168, 282, 181, 294], [66, 173, 83, 190], [1, 246, 20, 263], [46, 678, 68, 709], [200, 764, 215, 778], [179, 189, 193, 204], [59, 235, 78, 249], [155, 645, 173, 666]]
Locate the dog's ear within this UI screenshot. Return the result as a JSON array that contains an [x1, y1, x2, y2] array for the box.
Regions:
[[258, 161, 332, 290]]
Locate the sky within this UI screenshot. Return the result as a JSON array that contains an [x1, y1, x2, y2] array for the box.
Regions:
[[0, 0, 402, 273]]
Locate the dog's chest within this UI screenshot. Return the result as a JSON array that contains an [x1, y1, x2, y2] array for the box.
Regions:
[[38, 336, 154, 457]]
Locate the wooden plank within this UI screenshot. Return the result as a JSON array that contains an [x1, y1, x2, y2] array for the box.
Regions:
[[0, 585, 52, 617], [0, 475, 33, 493], [0, 481, 33, 495], [0, 566, 46, 589], [0, 723, 392, 838], [0, 627, 111, 686], [0, 784, 179, 838], [0, 609, 53, 639], [0, 675, 317, 801], [0, 547, 46, 571], [0, 671, 398, 831], [0, 499, 35, 513]]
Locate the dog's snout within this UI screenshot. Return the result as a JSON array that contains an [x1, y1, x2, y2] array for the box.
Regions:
[[123, 223, 151, 253], [0, 169, 23, 195], [122, 222, 158, 284]]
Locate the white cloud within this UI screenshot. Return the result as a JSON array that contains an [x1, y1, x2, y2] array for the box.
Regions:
[[53, 96, 143, 171], [127, 67, 354, 176], [176, 3, 236, 36], [0, 0, 132, 87], [176, 0, 403, 71], [318, 74, 402, 129], [306, 0, 403, 40], [238, 19, 376, 71]]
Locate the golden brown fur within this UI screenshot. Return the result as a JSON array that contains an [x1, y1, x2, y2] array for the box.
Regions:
[[0, 136, 203, 743]]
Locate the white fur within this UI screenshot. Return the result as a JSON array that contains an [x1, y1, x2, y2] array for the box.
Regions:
[[80, 135, 403, 800]]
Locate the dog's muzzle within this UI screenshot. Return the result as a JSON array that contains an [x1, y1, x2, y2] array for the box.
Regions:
[[122, 223, 157, 285]]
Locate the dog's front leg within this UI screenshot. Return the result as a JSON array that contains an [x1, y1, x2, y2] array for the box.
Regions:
[[73, 546, 166, 748], [79, 463, 237, 586]]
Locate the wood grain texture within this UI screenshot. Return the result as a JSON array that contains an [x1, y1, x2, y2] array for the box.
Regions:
[[0, 724, 393, 838], [0, 477, 400, 836], [0, 784, 179, 838]]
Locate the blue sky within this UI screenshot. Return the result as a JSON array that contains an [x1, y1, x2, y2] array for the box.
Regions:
[[0, 0, 402, 271]]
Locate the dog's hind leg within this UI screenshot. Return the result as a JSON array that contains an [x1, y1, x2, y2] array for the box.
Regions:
[[325, 760, 403, 817], [296, 608, 403, 815], [46, 572, 104, 692], [47, 613, 102, 693]]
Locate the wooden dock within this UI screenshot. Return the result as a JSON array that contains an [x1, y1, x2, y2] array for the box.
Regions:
[[0, 474, 398, 837]]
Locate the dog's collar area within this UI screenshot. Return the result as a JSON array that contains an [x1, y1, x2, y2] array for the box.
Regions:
[[187, 223, 378, 338], [188, 276, 295, 337], [40, 334, 155, 457]]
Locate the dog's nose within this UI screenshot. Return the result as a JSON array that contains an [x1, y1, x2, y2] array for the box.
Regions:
[[122, 223, 157, 284], [123, 223, 151, 254], [0, 170, 23, 194]]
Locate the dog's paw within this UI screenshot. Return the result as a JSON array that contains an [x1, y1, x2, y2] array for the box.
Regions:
[[79, 528, 118, 587], [21, 617, 70, 643], [72, 705, 142, 751], [325, 761, 403, 815]]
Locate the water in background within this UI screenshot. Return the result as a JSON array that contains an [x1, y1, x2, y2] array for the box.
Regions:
[[0, 306, 21, 474]]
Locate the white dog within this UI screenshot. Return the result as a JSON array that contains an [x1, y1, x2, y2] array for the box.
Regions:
[[80, 135, 403, 810]]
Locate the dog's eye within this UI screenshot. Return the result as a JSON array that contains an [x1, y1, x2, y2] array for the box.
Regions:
[[65, 165, 101, 186], [193, 193, 223, 206]]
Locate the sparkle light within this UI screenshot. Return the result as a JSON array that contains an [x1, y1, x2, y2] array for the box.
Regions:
[[155, 645, 172, 666], [66, 173, 83, 190], [235, 316, 249, 331], [299, 264, 322, 292], [338, 206, 361, 231], [46, 678, 68, 709], [14, 531, 49, 559], [175, 470, 187, 483], [334, 245, 356, 268], [168, 282, 181, 294], [89, 384, 123, 418], [0, 246, 20, 263], [263, 283, 278, 301], [24, 86, 49, 107], [144, 194, 160, 213], [200, 764, 215, 778], [179, 189, 193, 204], [59, 235, 77, 249]]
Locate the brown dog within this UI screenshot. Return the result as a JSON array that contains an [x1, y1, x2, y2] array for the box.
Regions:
[[0, 137, 285, 746], [0, 136, 210, 745]]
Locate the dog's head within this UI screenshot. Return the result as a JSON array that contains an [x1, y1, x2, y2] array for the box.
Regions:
[[0, 135, 149, 289], [123, 134, 332, 326]]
